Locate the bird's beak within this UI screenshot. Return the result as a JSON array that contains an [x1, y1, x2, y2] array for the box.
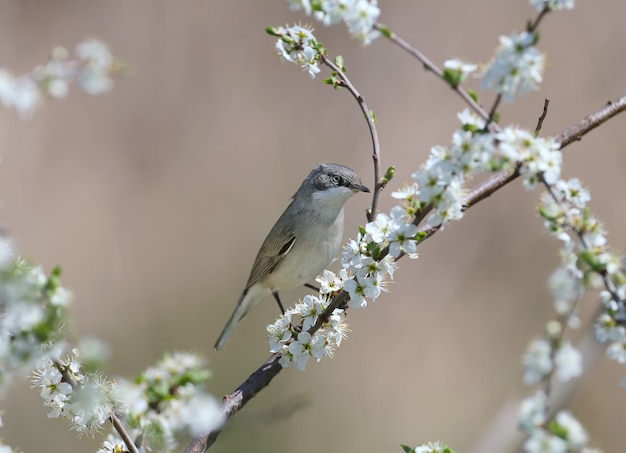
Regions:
[[353, 183, 370, 193]]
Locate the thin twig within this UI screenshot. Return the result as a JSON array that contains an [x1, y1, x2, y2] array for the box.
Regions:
[[374, 23, 493, 127], [185, 95, 626, 453], [468, 94, 626, 209], [528, 6, 551, 33], [555, 96, 626, 147], [110, 414, 140, 453], [375, 5, 552, 135], [484, 94, 503, 131], [534, 98, 550, 136], [320, 54, 382, 221], [52, 360, 140, 453]]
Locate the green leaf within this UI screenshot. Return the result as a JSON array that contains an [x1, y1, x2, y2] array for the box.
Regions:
[[378, 23, 392, 38], [311, 0, 324, 12], [265, 26, 280, 37], [548, 418, 568, 440], [400, 445, 414, 453], [178, 368, 212, 385], [147, 380, 171, 403], [416, 231, 428, 241], [383, 166, 395, 183], [334, 55, 345, 72], [44, 265, 63, 293], [442, 68, 461, 88], [366, 241, 381, 259], [580, 250, 605, 273], [468, 89, 478, 103], [532, 31, 541, 45]]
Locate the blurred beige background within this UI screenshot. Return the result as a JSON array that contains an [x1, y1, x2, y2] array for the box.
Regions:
[[1, 0, 625, 452]]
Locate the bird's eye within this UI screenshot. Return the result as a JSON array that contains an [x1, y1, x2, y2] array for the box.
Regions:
[[330, 174, 344, 186]]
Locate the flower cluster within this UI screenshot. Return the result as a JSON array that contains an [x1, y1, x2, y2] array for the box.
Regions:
[[105, 352, 223, 452], [288, 0, 381, 45], [518, 391, 589, 453], [403, 441, 455, 453], [530, 0, 576, 12], [538, 177, 626, 368], [522, 337, 582, 384], [442, 59, 478, 88], [0, 39, 120, 119], [32, 349, 120, 437], [269, 190, 420, 369], [410, 109, 562, 229], [268, 294, 348, 370], [268, 108, 568, 368], [518, 173, 624, 451], [0, 236, 71, 391], [480, 31, 544, 101], [269, 24, 323, 79], [496, 127, 562, 189]]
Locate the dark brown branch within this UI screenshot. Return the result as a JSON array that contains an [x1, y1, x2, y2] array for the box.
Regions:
[[468, 93, 626, 210], [554, 96, 626, 147], [484, 94, 503, 132], [184, 355, 283, 452], [186, 95, 626, 453]]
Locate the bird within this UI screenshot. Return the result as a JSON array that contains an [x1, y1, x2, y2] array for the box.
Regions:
[[214, 163, 369, 350]]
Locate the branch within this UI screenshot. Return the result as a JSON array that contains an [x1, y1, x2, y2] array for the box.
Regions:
[[554, 96, 626, 147], [184, 354, 283, 452], [374, 23, 493, 126], [534, 98, 550, 136], [186, 94, 626, 452], [320, 55, 383, 221], [53, 360, 140, 453], [375, 5, 551, 134]]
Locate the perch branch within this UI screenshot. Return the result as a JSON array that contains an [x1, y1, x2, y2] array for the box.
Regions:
[[186, 95, 626, 452]]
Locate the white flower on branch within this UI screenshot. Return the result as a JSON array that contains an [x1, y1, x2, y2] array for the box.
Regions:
[[518, 390, 548, 432], [530, 0, 576, 12], [523, 338, 553, 384], [554, 341, 582, 382], [480, 31, 545, 101], [316, 268, 348, 294], [268, 295, 348, 370], [0, 39, 120, 119], [524, 429, 568, 453], [554, 410, 588, 448], [273, 24, 322, 78], [288, 0, 381, 45]]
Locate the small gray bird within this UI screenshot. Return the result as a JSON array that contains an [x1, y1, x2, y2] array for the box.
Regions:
[[214, 163, 369, 350]]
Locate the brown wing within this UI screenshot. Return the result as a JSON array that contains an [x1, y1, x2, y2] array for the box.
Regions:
[[244, 219, 297, 291]]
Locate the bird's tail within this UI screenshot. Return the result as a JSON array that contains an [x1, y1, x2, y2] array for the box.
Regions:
[[214, 287, 264, 350]]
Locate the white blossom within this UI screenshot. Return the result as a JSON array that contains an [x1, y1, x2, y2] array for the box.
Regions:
[[519, 391, 548, 432], [530, 0, 576, 11], [480, 32, 545, 101], [274, 24, 321, 78], [554, 341, 582, 381], [555, 410, 588, 448], [523, 338, 552, 384]]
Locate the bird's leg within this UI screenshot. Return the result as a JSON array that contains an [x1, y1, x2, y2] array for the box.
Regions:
[[303, 283, 320, 292], [272, 290, 286, 314]]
